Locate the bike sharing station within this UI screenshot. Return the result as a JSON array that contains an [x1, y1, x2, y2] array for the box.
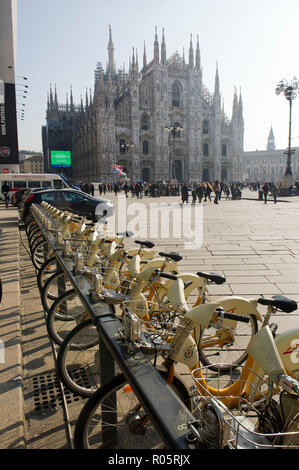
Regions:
[[20, 202, 299, 450]]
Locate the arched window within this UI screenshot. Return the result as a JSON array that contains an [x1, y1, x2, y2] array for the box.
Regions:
[[141, 114, 149, 130], [120, 139, 126, 154], [222, 143, 227, 156], [172, 82, 181, 107], [203, 143, 209, 157], [202, 120, 210, 134], [221, 168, 227, 181], [202, 169, 210, 181], [142, 140, 149, 154]]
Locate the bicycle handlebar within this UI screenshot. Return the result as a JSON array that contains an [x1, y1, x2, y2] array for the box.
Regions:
[[159, 272, 178, 281], [222, 312, 250, 323]]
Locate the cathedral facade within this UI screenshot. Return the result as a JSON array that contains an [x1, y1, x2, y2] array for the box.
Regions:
[[43, 26, 244, 184]]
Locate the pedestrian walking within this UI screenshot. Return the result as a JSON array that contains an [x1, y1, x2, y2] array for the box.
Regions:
[[272, 184, 279, 204], [1, 181, 10, 208]]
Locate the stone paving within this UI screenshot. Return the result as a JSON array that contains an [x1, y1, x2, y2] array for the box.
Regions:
[[0, 188, 299, 448]]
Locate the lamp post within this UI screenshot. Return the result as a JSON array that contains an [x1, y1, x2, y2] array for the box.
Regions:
[[275, 77, 298, 193], [165, 122, 184, 182], [120, 141, 134, 153], [165, 122, 183, 138]]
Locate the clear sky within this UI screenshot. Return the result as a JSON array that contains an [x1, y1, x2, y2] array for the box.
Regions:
[[15, 0, 299, 153]]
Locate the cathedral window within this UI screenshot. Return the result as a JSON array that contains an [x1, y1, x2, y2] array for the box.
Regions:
[[142, 140, 149, 154], [172, 82, 181, 107], [203, 143, 209, 157], [221, 144, 227, 156], [141, 114, 149, 130], [202, 120, 210, 134]]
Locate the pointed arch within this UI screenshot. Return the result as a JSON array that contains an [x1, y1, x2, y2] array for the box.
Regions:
[[141, 113, 150, 130], [171, 80, 183, 107]]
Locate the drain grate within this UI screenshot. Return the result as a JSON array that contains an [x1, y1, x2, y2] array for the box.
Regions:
[[32, 372, 87, 412]]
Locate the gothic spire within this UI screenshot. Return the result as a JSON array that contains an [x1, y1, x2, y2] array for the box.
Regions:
[[154, 26, 159, 64], [214, 62, 220, 96], [161, 28, 166, 65], [107, 24, 116, 74], [70, 85, 74, 111], [267, 124, 275, 151], [143, 40, 147, 69], [54, 84, 58, 108], [189, 34, 194, 70], [66, 92, 69, 111], [238, 87, 243, 120], [85, 87, 89, 108], [232, 86, 238, 119], [195, 35, 201, 70]]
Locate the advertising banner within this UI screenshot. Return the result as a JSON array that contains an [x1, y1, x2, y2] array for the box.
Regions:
[[0, 81, 19, 165]]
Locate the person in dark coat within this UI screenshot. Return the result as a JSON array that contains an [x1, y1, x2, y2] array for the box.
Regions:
[[181, 183, 189, 204]]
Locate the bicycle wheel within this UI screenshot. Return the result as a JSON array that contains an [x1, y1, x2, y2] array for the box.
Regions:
[[31, 239, 53, 270], [37, 256, 59, 291], [56, 319, 106, 397], [46, 289, 88, 345], [27, 223, 40, 238], [74, 372, 190, 449], [198, 314, 258, 372], [25, 219, 37, 236], [29, 230, 44, 251], [41, 271, 73, 313]]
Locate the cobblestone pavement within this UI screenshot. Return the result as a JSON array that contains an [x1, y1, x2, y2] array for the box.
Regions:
[[1, 188, 299, 448]]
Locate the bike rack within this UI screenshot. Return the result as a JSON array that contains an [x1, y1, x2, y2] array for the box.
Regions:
[[29, 204, 199, 450]]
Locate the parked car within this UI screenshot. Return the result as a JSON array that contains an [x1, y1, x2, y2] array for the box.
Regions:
[[11, 187, 50, 207], [19, 188, 114, 222]]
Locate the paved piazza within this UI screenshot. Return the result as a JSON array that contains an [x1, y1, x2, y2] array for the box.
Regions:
[[102, 188, 299, 331]]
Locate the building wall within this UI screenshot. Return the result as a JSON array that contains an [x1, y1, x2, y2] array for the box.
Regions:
[[23, 154, 44, 173]]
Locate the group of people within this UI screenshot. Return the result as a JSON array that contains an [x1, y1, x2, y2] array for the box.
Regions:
[[181, 181, 243, 205], [77, 180, 246, 205], [248, 181, 280, 203]]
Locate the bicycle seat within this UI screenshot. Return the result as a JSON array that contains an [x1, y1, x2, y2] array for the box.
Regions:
[[197, 272, 226, 285], [135, 240, 155, 249], [257, 296, 297, 313], [159, 252, 182, 262]]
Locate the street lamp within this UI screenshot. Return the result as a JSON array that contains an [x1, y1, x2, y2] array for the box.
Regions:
[[165, 122, 184, 138], [275, 77, 298, 191], [120, 141, 134, 153]]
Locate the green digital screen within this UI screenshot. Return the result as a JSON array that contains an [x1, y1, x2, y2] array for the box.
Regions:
[[50, 150, 71, 168]]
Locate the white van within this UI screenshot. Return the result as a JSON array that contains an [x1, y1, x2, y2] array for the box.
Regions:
[[0, 173, 71, 201]]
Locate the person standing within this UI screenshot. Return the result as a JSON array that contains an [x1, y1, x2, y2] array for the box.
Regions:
[[213, 180, 221, 204], [181, 183, 189, 204], [1, 181, 10, 208], [262, 182, 270, 203], [89, 183, 94, 196], [191, 185, 197, 204], [196, 183, 204, 203], [272, 184, 279, 204]]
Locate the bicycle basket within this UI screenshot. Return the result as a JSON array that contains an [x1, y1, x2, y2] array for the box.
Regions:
[[121, 300, 181, 352], [191, 364, 299, 449]]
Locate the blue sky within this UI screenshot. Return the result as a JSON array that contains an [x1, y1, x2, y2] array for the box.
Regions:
[[16, 0, 299, 153]]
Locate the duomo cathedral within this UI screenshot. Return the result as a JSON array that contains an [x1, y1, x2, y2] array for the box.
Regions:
[[43, 26, 244, 183]]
